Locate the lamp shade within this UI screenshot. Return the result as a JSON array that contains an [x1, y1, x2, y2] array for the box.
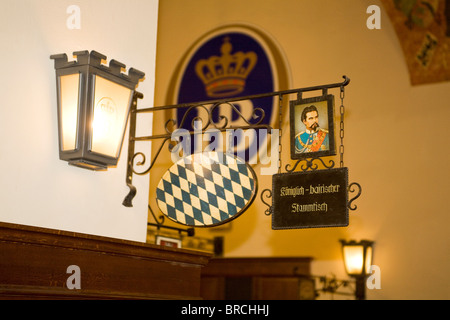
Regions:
[[50, 50, 144, 170], [340, 239, 374, 277]]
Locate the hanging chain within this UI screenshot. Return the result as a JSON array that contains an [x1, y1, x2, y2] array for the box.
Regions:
[[278, 94, 283, 174], [339, 85, 345, 168]]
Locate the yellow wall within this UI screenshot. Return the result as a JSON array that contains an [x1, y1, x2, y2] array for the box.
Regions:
[[150, 0, 450, 299]]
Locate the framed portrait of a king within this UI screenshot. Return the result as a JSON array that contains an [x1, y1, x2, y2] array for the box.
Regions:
[[290, 94, 336, 160]]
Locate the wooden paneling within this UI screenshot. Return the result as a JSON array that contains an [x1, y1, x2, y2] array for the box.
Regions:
[[253, 277, 302, 300], [200, 257, 312, 300], [0, 222, 211, 299]]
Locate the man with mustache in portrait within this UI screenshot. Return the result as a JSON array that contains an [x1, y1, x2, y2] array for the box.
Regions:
[[295, 105, 329, 154]]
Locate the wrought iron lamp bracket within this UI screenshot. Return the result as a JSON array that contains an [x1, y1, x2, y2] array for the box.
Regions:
[[122, 76, 360, 230], [122, 91, 274, 208]]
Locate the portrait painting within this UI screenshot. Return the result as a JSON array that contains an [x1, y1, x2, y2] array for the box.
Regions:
[[289, 94, 336, 160]]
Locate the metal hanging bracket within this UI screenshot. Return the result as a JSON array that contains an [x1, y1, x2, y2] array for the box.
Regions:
[[121, 75, 361, 231]]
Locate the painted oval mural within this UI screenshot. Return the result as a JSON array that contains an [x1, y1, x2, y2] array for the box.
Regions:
[[171, 24, 290, 163]]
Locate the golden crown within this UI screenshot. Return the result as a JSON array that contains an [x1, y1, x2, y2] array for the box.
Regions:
[[195, 37, 257, 98]]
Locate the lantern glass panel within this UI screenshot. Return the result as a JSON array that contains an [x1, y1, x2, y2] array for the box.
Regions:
[[343, 245, 364, 275], [91, 75, 132, 158], [365, 246, 372, 274], [59, 73, 80, 151]]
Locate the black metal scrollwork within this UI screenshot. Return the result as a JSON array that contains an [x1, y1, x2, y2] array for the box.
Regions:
[[348, 182, 362, 210], [260, 188, 273, 216], [285, 157, 335, 173], [124, 75, 352, 217]]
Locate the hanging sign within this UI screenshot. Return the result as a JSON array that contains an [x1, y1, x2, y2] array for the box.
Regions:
[[272, 167, 349, 229], [289, 94, 336, 160]]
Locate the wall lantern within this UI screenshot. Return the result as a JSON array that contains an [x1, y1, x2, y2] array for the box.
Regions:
[[50, 50, 145, 170], [340, 239, 374, 300]]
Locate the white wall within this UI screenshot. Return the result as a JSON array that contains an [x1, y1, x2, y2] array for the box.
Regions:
[[0, 0, 159, 242]]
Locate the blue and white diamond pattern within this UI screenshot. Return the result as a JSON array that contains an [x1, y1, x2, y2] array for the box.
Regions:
[[156, 152, 256, 226]]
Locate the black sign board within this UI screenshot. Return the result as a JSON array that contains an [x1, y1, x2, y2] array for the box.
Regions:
[[272, 167, 349, 229]]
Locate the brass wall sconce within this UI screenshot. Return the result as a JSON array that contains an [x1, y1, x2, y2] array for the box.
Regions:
[[50, 50, 144, 170]]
